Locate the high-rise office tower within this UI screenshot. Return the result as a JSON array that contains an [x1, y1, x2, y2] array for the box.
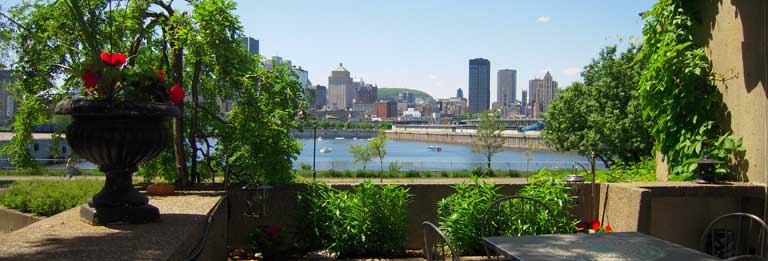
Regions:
[[496, 69, 517, 112], [457, 88, 464, 98], [241, 37, 259, 55], [521, 89, 528, 115], [327, 63, 355, 110], [468, 58, 490, 113], [529, 71, 558, 114]]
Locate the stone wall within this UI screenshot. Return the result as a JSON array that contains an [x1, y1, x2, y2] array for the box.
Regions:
[[0, 206, 41, 234]]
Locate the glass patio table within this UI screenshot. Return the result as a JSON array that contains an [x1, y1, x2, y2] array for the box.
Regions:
[[482, 232, 719, 261]]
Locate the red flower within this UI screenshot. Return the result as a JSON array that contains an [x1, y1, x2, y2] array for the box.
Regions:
[[591, 219, 601, 231], [266, 224, 280, 235], [82, 70, 98, 88], [575, 222, 586, 229], [111, 53, 126, 66], [100, 52, 112, 64], [605, 224, 612, 232], [156, 69, 165, 77], [169, 84, 185, 104], [99, 51, 126, 66]]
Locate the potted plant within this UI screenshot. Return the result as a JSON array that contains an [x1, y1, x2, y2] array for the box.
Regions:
[[50, 1, 185, 224]]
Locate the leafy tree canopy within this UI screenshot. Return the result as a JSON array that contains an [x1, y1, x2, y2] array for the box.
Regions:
[[543, 45, 653, 168]]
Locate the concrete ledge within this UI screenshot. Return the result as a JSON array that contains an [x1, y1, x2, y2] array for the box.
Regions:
[[0, 206, 43, 234], [0, 192, 224, 260]]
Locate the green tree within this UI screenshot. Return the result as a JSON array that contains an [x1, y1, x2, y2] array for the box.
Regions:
[[543, 45, 653, 167], [471, 111, 505, 169], [0, 0, 306, 184], [369, 130, 388, 182], [348, 143, 372, 171]]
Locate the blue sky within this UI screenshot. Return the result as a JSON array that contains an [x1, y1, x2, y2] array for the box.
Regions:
[[234, 0, 656, 100], [0, 0, 656, 100]]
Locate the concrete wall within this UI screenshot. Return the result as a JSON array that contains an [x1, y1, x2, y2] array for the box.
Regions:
[[291, 129, 378, 139], [227, 183, 594, 250], [667, 0, 768, 183], [0, 207, 41, 234], [386, 131, 549, 150], [598, 183, 764, 251]]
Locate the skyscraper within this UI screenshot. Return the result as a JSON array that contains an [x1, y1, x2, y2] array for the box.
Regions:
[[521, 89, 528, 115], [529, 71, 558, 114], [496, 69, 517, 112], [468, 58, 490, 113], [314, 85, 327, 109], [327, 63, 354, 110], [457, 88, 464, 98], [241, 37, 259, 55]]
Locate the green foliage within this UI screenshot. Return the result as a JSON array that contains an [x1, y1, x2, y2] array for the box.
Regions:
[[471, 111, 505, 169], [543, 45, 653, 167], [369, 130, 388, 180], [0, 180, 103, 216], [597, 158, 656, 183], [639, 0, 745, 179], [520, 172, 578, 234], [377, 88, 434, 102], [296, 181, 409, 258], [294, 168, 537, 179], [437, 175, 578, 255], [348, 143, 373, 171], [137, 149, 177, 183], [437, 176, 500, 255]]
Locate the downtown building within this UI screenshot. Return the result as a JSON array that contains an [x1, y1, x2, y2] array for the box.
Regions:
[[496, 69, 517, 116], [468, 58, 490, 113], [0, 70, 17, 126], [353, 78, 378, 104], [529, 71, 558, 116], [437, 97, 468, 117], [312, 85, 327, 109], [374, 101, 398, 120], [327, 63, 355, 111]]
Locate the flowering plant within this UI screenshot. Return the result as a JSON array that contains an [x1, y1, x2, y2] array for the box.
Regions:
[[75, 51, 184, 104], [576, 219, 613, 233], [250, 224, 290, 260]]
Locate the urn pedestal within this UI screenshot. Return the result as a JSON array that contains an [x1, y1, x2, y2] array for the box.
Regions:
[[55, 99, 179, 225]]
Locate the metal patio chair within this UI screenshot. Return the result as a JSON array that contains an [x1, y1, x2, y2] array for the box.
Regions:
[[482, 195, 558, 260], [423, 221, 460, 261], [700, 213, 768, 259]]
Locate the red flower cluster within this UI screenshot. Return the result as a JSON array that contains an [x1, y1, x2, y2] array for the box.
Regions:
[[100, 52, 127, 67], [257, 224, 281, 238], [82, 70, 98, 88], [590, 219, 612, 232], [169, 84, 185, 104]]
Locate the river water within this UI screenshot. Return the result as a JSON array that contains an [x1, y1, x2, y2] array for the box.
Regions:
[[294, 138, 596, 171]]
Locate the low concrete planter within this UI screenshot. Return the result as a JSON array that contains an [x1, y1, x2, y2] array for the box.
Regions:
[[0, 206, 42, 234]]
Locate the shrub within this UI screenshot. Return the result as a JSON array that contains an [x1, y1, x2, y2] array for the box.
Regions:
[[404, 170, 420, 178], [296, 181, 409, 258], [327, 169, 340, 177], [437, 176, 500, 254], [0, 180, 103, 216], [520, 170, 579, 234], [597, 158, 656, 183]]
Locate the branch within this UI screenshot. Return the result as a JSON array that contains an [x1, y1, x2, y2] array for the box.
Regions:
[[128, 17, 162, 66], [152, 0, 174, 16]]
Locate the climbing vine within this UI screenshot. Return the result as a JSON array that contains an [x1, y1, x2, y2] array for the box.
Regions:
[[639, 0, 745, 179]]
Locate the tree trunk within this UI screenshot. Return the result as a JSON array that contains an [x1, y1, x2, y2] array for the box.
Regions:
[[379, 158, 383, 183], [170, 40, 188, 188], [188, 60, 202, 184]]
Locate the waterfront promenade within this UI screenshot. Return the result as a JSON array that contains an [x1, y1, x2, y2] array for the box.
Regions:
[[387, 125, 547, 149]]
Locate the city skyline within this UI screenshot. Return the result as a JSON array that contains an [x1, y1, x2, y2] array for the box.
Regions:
[[230, 1, 654, 101]]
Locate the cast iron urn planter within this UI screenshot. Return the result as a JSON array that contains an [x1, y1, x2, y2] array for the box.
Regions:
[[54, 99, 179, 225]]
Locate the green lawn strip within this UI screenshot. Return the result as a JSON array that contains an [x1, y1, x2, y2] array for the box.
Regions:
[[0, 180, 103, 216]]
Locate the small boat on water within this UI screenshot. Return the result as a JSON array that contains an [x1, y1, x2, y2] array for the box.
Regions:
[[427, 145, 443, 152], [317, 136, 323, 141], [335, 137, 345, 140], [320, 147, 332, 153], [352, 137, 358, 140]]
